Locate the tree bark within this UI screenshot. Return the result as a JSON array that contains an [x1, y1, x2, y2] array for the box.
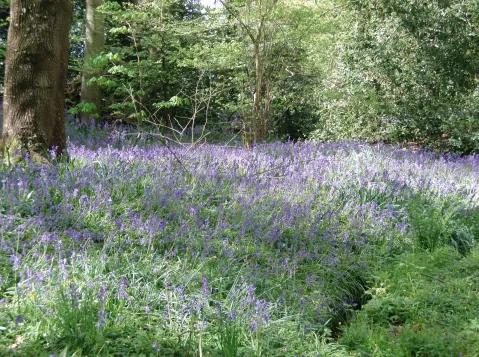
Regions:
[[253, 39, 268, 143], [253, 42, 262, 143], [2, 0, 72, 159], [80, 0, 105, 121]]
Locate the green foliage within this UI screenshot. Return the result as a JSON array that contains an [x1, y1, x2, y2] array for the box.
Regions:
[[71, 0, 333, 140], [69, 102, 99, 117], [407, 197, 477, 254], [341, 247, 479, 356], [90, 0, 209, 126], [218, 320, 241, 357], [313, 0, 479, 153]]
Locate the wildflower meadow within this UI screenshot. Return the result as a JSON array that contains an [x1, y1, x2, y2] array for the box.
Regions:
[[1, 124, 478, 356]]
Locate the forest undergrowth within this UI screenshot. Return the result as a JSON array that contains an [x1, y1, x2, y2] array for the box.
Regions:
[[0, 123, 478, 356]]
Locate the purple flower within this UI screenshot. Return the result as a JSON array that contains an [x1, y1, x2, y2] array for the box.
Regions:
[[98, 285, 107, 302], [250, 319, 258, 332], [228, 310, 238, 321], [201, 276, 210, 296], [10, 254, 21, 270], [40, 232, 57, 244], [118, 278, 129, 301], [66, 229, 82, 242]]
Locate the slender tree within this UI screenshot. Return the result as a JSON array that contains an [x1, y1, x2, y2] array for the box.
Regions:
[[1, 0, 73, 160], [80, 0, 105, 121], [219, 0, 278, 145]]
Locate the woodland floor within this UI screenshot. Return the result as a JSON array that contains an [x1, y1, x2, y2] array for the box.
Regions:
[[0, 123, 478, 356]]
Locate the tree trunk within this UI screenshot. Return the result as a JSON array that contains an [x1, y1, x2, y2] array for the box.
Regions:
[[253, 41, 267, 143], [80, 0, 105, 121], [2, 0, 72, 160]]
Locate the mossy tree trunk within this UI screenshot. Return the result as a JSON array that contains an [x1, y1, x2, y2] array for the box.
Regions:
[[2, 0, 72, 160], [80, 0, 105, 121]]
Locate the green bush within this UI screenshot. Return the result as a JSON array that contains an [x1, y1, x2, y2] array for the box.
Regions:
[[313, 0, 479, 153]]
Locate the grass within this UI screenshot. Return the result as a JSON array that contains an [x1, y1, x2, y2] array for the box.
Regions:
[[341, 247, 479, 356], [0, 125, 478, 355]]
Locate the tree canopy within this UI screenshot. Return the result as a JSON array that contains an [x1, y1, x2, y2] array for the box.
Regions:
[[1, 0, 478, 152]]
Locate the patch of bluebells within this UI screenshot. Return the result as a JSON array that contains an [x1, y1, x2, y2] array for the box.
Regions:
[[1, 122, 479, 352]]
